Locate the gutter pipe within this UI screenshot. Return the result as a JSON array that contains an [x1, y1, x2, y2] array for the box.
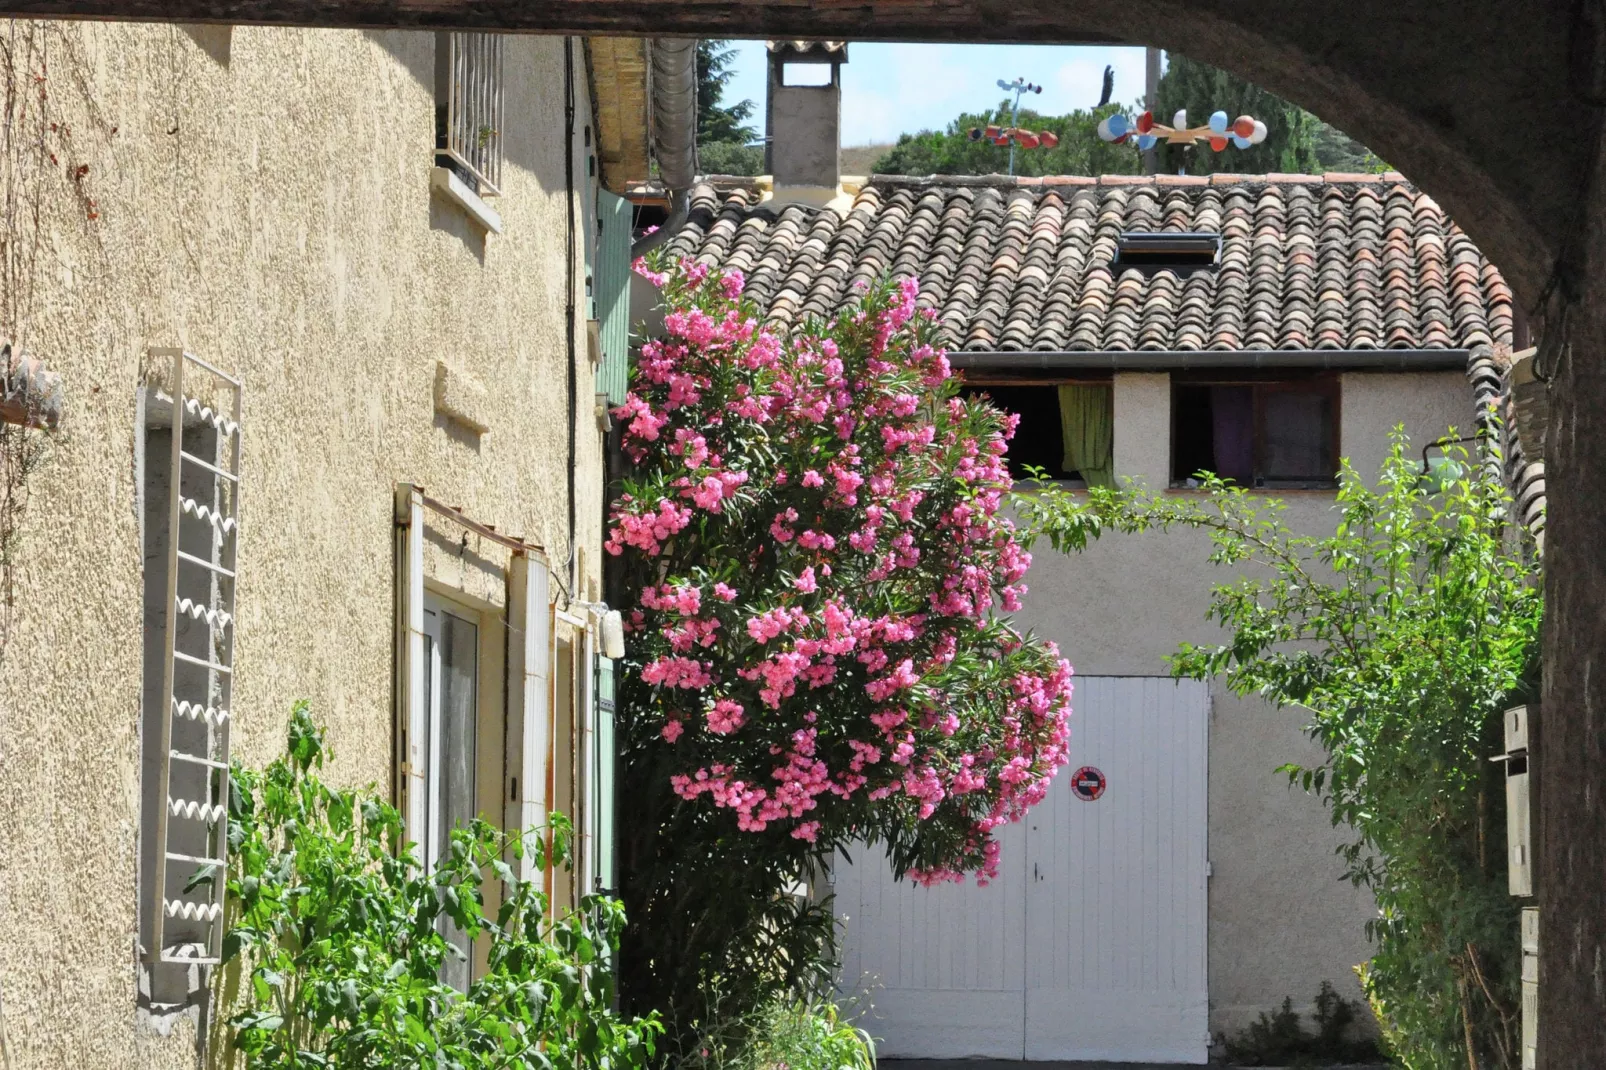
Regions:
[[632, 37, 697, 257]]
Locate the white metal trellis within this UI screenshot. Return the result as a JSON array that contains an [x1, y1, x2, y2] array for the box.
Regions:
[[147, 348, 241, 967]]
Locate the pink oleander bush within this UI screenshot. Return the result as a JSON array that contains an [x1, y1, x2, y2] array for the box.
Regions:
[[610, 256, 1072, 1039]]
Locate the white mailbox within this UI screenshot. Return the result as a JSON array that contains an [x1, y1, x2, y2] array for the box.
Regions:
[[1503, 705, 1533, 897]]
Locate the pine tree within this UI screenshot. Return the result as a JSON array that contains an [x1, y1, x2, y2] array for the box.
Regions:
[[696, 40, 757, 146]]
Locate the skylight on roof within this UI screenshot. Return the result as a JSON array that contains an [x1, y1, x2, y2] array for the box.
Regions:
[[1113, 232, 1222, 276]]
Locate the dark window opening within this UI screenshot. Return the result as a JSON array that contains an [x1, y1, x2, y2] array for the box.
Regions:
[[1172, 376, 1339, 488], [1113, 232, 1221, 277], [631, 201, 669, 238], [961, 383, 1114, 484]]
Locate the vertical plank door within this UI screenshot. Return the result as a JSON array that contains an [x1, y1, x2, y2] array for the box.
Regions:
[[835, 818, 1029, 1058], [1024, 676, 1209, 1063]]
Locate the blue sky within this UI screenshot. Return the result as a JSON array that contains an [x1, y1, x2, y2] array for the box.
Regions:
[[721, 42, 1155, 147]]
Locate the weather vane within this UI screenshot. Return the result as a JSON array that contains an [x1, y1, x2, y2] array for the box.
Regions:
[[1098, 108, 1268, 153], [964, 76, 1060, 176]]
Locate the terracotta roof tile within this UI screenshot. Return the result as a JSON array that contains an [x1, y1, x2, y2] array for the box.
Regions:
[[667, 174, 1514, 354]]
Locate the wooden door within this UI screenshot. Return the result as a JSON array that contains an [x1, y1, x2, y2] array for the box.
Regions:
[[1023, 676, 1209, 1063], [835, 676, 1209, 1063]]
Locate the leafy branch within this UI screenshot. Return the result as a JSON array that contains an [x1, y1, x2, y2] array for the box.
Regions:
[[1016, 427, 1540, 1070], [220, 702, 661, 1069]]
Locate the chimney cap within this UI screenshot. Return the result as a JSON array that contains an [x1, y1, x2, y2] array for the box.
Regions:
[[766, 40, 849, 59]]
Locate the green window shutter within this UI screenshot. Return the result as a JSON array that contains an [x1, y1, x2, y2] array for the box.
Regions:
[[596, 191, 633, 406], [594, 655, 617, 892]]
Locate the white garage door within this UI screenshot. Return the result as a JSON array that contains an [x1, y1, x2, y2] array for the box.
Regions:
[[835, 677, 1209, 1063]]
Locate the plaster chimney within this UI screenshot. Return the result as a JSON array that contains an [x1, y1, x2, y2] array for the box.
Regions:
[[764, 41, 848, 206]]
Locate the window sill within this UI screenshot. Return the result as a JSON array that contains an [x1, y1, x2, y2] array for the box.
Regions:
[[1166, 485, 1338, 496], [431, 166, 502, 234]]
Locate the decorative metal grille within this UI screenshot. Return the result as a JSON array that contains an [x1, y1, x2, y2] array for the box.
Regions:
[[438, 32, 505, 197], [147, 348, 241, 967]]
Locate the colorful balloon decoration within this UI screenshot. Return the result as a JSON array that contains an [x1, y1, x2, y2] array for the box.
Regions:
[[1099, 109, 1268, 152]]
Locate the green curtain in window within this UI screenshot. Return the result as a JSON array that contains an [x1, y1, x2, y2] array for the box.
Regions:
[[1058, 384, 1115, 488]]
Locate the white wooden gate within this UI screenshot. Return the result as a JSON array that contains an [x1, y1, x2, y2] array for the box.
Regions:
[[835, 677, 1209, 1063]]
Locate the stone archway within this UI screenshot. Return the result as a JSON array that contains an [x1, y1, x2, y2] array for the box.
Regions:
[[8, 1, 1605, 1063]]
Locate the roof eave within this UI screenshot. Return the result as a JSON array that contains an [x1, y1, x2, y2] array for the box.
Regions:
[[951, 349, 1472, 372]]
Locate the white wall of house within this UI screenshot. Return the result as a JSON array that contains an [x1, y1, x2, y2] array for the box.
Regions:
[[1010, 368, 1472, 1039]]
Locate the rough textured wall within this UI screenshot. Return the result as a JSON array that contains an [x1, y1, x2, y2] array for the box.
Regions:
[[1011, 370, 1469, 1039], [0, 23, 602, 1068]]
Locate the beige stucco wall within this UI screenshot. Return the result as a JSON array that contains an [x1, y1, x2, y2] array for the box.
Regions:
[[0, 22, 605, 1069], [1011, 369, 1470, 1041]]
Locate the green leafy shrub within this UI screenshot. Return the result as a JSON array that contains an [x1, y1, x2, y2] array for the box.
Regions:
[[1218, 981, 1383, 1066], [1019, 429, 1539, 1070], [679, 992, 874, 1070], [220, 701, 661, 1068]]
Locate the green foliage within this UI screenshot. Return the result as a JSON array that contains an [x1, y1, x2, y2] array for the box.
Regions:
[[1311, 121, 1393, 174], [679, 990, 875, 1070], [698, 41, 757, 147], [1218, 982, 1382, 1066], [871, 102, 1143, 177], [1154, 54, 1321, 175], [221, 701, 661, 1068], [700, 139, 766, 177], [1153, 54, 1390, 176], [1018, 428, 1540, 1070]]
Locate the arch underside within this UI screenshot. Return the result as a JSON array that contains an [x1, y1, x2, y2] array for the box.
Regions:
[[6, 0, 1578, 302]]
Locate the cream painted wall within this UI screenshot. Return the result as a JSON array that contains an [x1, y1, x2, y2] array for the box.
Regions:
[[1011, 369, 1470, 1040], [0, 23, 604, 1068]]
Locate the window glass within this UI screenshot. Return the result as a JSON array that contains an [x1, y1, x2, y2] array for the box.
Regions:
[[1260, 389, 1334, 482], [1172, 377, 1337, 487], [425, 600, 479, 991]]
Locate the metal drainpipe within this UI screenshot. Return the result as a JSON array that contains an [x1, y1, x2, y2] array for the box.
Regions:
[[633, 37, 697, 257]]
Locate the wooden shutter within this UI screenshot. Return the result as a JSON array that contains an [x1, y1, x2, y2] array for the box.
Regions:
[[394, 484, 428, 848], [506, 551, 553, 881], [595, 655, 617, 892], [577, 618, 598, 895], [595, 190, 633, 406]]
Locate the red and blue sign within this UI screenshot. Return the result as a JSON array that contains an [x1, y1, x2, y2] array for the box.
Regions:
[[1071, 765, 1107, 802]]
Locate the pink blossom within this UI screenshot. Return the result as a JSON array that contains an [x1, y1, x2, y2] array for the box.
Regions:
[[708, 699, 746, 734], [606, 260, 1073, 883]]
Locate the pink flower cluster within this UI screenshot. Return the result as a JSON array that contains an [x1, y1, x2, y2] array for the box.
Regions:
[[610, 258, 1073, 883]]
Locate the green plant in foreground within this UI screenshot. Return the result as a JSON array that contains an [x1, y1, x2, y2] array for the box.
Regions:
[[220, 701, 661, 1068], [1218, 981, 1382, 1066], [1018, 428, 1541, 1070], [678, 993, 875, 1070]]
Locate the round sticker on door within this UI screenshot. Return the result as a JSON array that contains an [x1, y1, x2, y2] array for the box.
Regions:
[[1071, 765, 1107, 801]]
